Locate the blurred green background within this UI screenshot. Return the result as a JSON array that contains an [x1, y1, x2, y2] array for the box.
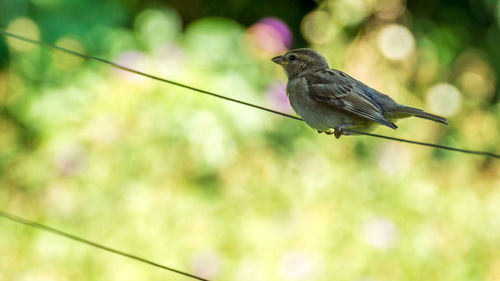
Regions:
[[1, 0, 500, 280]]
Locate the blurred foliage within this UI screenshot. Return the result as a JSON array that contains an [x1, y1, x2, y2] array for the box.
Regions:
[[0, 0, 499, 281]]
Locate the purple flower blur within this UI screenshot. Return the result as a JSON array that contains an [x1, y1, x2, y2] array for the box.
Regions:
[[259, 18, 293, 49], [266, 81, 293, 113], [246, 17, 292, 55]]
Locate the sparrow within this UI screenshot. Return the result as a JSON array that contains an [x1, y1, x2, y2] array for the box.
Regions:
[[272, 48, 447, 138]]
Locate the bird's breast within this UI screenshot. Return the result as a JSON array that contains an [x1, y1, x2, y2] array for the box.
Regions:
[[287, 78, 314, 115], [286, 78, 345, 131]]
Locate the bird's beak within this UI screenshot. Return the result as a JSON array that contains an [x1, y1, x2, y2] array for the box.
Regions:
[[271, 55, 286, 65]]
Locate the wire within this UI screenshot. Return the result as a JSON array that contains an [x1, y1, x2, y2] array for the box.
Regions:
[[346, 129, 499, 158], [0, 211, 210, 281], [0, 29, 498, 159], [0, 30, 300, 121]]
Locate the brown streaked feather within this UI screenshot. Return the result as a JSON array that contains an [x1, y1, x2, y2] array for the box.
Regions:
[[305, 69, 397, 129]]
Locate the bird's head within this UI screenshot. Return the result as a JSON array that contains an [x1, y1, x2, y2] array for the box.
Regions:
[[272, 48, 329, 79]]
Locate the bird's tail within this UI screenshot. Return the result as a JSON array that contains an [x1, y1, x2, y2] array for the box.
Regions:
[[393, 105, 448, 126]]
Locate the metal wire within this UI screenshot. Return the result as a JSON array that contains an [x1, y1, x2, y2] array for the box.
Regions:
[[346, 129, 499, 158], [0, 29, 498, 159], [0, 211, 210, 281]]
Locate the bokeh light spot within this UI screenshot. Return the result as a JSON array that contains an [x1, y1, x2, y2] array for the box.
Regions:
[[426, 83, 462, 117], [134, 9, 181, 50], [191, 250, 221, 280], [6, 17, 40, 52], [260, 18, 292, 48], [377, 143, 411, 175], [378, 24, 415, 60], [330, 0, 374, 26], [184, 18, 245, 66], [245, 18, 291, 56], [454, 50, 496, 99], [280, 251, 315, 280], [44, 182, 78, 217], [53, 37, 85, 70], [361, 217, 398, 250], [458, 72, 493, 98], [301, 10, 337, 44]]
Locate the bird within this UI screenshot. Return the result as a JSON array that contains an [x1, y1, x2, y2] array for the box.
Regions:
[[271, 48, 448, 139]]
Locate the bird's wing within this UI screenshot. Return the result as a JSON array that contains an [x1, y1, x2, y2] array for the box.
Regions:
[[305, 69, 397, 129]]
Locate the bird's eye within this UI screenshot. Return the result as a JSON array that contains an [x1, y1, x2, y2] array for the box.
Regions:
[[288, 55, 297, 61]]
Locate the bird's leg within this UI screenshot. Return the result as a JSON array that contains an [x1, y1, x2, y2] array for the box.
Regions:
[[333, 124, 354, 139]]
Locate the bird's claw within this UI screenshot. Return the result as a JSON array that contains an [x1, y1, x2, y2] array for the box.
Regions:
[[333, 129, 342, 139], [333, 124, 353, 139], [319, 126, 352, 139]]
